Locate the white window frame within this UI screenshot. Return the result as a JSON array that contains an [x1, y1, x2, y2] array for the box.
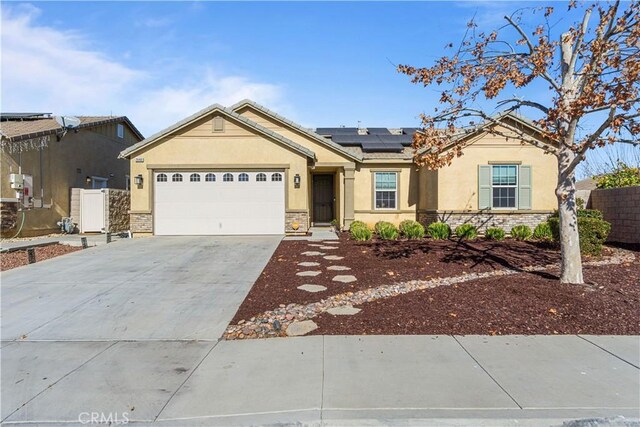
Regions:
[[491, 165, 518, 209], [373, 172, 398, 210], [117, 123, 124, 139]]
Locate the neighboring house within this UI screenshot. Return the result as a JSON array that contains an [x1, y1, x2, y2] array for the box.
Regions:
[[1, 113, 144, 237], [119, 100, 557, 236]]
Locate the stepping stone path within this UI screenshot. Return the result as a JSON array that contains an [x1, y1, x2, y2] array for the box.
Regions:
[[333, 275, 357, 283], [323, 241, 339, 244], [327, 306, 361, 316], [286, 320, 318, 336], [308, 244, 324, 247], [327, 265, 351, 271], [324, 255, 344, 260], [297, 271, 321, 277], [297, 284, 327, 293], [302, 251, 325, 256], [319, 246, 337, 250], [298, 262, 320, 267]]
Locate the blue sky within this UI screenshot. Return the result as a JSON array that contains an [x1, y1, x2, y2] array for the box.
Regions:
[[2, 1, 637, 177]]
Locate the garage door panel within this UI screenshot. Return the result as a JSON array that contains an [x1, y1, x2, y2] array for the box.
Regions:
[[154, 171, 285, 235]]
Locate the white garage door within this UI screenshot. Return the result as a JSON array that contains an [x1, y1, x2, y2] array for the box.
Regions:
[[154, 171, 285, 235]]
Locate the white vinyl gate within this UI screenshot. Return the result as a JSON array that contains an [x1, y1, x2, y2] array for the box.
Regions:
[[154, 171, 285, 235], [80, 189, 106, 233]]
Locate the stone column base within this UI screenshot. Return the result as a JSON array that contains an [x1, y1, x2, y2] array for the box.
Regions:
[[130, 212, 153, 234], [286, 210, 309, 234], [418, 210, 553, 233]]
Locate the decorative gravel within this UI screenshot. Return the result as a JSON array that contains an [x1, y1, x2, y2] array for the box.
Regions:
[[1, 244, 82, 271]]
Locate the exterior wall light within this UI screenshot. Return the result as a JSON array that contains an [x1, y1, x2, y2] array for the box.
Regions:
[[294, 174, 301, 188], [134, 174, 144, 187]]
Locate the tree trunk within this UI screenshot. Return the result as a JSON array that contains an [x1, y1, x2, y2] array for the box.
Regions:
[[556, 148, 584, 284]]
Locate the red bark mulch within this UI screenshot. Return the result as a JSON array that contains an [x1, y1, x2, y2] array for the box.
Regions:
[[231, 233, 639, 335], [1, 244, 82, 271]]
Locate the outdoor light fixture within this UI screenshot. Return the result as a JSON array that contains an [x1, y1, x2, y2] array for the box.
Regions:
[[134, 174, 144, 186], [85, 176, 91, 184], [294, 174, 301, 188]]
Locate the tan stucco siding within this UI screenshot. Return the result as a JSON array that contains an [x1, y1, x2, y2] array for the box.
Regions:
[[237, 108, 353, 163], [1, 124, 134, 236], [352, 164, 418, 226], [431, 134, 557, 211], [129, 115, 309, 213]]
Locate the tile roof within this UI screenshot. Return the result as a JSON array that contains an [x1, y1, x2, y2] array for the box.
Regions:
[[0, 115, 144, 142]]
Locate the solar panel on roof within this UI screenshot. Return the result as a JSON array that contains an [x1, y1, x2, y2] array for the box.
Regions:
[[361, 142, 404, 152]]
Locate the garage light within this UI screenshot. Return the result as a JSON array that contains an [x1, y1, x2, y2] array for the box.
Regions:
[[134, 174, 144, 186], [294, 174, 301, 188]]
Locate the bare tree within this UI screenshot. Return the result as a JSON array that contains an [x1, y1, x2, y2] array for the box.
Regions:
[[398, 1, 639, 284]]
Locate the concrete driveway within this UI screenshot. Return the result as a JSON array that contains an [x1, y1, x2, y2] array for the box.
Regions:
[[1, 236, 281, 422]]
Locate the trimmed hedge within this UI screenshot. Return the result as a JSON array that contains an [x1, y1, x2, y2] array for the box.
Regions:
[[510, 225, 532, 241], [427, 222, 451, 240], [399, 220, 425, 239], [376, 221, 399, 240], [455, 223, 478, 240], [485, 227, 505, 241], [548, 216, 611, 255]]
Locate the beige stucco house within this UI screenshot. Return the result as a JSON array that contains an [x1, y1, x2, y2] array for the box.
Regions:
[[119, 100, 557, 236], [1, 114, 143, 237]]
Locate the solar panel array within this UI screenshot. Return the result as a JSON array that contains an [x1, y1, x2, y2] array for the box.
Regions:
[[316, 127, 417, 152]]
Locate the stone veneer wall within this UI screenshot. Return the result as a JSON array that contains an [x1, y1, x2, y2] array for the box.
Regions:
[[105, 189, 130, 233], [589, 186, 640, 244], [130, 213, 153, 234], [0, 200, 18, 234], [418, 210, 552, 233], [285, 211, 309, 234]]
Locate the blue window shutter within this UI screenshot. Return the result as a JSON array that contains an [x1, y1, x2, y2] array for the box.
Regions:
[[478, 165, 492, 209], [518, 165, 532, 210]]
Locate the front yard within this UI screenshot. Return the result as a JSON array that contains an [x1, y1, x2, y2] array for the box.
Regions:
[[226, 234, 639, 339]]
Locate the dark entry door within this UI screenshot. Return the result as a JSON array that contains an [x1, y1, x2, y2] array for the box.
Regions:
[[313, 174, 334, 224]]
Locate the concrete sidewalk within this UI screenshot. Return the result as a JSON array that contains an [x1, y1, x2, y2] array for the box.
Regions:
[[2, 335, 638, 425]]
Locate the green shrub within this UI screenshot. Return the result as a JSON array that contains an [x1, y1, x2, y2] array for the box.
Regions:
[[510, 225, 532, 241], [350, 225, 373, 241], [377, 222, 399, 240], [454, 223, 478, 240], [427, 222, 451, 239], [595, 163, 640, 189], [533, 222, 553, 240], [399, 220, 425, 239], [349, 220, 367, 231], [485, 227, 505, 241], [548, 216, 611, 255]]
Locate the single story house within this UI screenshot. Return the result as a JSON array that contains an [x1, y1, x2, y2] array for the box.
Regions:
[[1, 113, 143, 237], [119, 100, 557, 236]]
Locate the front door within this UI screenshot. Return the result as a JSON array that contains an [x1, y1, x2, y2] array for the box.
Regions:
[[313, 174, 334, 224]]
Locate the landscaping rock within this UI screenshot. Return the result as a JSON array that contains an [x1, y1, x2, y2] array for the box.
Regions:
[[327, 265, 351, 271], [286, 320, 318, 336], [333, 275, 357, 283], [296, 271, 321, 277], [297, 284, 327, 293], [324, 255, 344, 260], [298, 262, 320, 267], [327, 306, 361, 316], [302, 251, 325, 256]]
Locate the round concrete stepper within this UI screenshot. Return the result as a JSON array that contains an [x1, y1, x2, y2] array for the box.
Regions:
[[332, 275, 357, 283], [319, 246, 337, 250], [298, 262, 320, 267], [323, 241, 340, 244], [296, 271, 321, 277], [324, 255, 344, 260], [297, 284, 327, 293], [308, 244, 324, 247], [286, 320, 318, 337], [327, 265, 351, 271], [302, 251, 325, 256], [327, 306, 361, 316]]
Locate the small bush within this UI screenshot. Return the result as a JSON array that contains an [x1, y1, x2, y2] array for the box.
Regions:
[[510, 225, 532, 241], [399, 220, 425, 239], [533, 222, 553, 240], [377, 222, 399, 240], [548, 216, 611, 255], [595, 162, 640, 189], [350, 225, 372, 241], [427, 221, 451, 240], [455, 223, 478, 240], [349, 220, 367, 231], [485, 227, 505, 241]]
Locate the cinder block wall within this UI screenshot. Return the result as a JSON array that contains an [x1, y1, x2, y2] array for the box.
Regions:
[[590, 186, 640, 244]]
